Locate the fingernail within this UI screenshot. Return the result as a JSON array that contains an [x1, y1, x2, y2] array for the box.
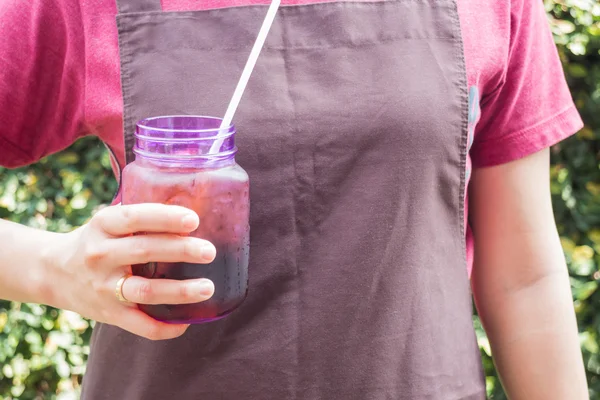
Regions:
[[192, 280, 214, 297], [181, 214, 199, 230], [202, 243, 217, 261]]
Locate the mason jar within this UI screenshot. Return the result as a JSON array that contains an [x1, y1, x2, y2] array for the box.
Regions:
[[121, 116, 250, 324]]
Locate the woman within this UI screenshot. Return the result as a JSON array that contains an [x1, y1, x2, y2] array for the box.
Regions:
[[0, 0, 589, 398]]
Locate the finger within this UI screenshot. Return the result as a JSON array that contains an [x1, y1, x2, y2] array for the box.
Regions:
[[102, 235, 216, 266], [121, 276, 215, 305], [118, 308, 190, 340], [93, 204, 200, 236]]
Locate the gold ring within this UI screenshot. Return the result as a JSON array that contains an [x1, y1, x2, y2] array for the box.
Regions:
[[115, 273, 132, 303]]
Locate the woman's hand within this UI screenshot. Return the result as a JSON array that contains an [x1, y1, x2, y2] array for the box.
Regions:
[[46, 203, 216, 341]]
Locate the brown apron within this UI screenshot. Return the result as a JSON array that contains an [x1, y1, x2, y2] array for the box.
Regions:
[[82, 0, 486, 398]]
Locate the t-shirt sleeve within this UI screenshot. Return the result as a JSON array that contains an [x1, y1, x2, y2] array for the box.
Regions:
[[470, 0, 584, 168], [0, 0, 86, 168]]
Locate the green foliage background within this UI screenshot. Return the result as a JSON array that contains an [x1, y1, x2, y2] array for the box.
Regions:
[[0, 1, 599, 398]]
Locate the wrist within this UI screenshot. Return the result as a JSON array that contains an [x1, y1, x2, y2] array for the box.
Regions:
[[36, 230, 70, 308], [0, 219, 72, 306]]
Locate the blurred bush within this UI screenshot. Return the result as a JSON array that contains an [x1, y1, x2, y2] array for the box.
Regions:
[[0, 0, 599, 398]]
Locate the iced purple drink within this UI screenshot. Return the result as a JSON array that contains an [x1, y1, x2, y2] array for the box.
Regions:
[[121, 116, 249, 324]]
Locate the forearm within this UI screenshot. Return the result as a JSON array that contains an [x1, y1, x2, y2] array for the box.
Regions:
[[470, 149, 588, 399], [472, 231, 587, 399], [0, 218, 59, 305]]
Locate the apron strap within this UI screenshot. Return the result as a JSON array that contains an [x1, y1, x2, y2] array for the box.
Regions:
[[115, 0, 162, 14]]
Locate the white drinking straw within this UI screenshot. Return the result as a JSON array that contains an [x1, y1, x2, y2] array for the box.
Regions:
[[210, 0, 281, 154]]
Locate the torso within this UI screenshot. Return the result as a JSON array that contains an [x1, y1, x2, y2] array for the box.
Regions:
[[82, 2, 486, 398], [0, 1, 579, 398], [82, 0, 512, 274]]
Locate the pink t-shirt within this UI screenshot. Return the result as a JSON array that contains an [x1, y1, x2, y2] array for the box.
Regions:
[[0, 0, 584, 275]]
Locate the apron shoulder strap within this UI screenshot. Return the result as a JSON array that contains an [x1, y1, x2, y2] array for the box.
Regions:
[[115, 0, 162, 14]]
